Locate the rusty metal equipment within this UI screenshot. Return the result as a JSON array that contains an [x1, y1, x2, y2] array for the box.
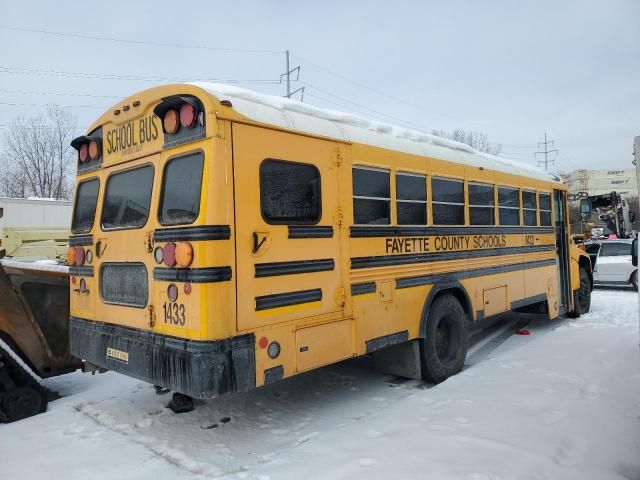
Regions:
[[0, 253, 80, 422]]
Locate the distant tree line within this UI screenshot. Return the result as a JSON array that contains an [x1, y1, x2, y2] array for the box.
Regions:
[[432, 129, 502, 155], [0, 105, 77, 200]]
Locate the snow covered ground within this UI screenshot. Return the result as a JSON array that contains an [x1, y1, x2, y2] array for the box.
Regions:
[[1, 289, 639, 480]]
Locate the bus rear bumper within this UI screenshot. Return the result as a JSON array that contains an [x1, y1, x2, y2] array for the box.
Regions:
[[69, 316, 256, 399]]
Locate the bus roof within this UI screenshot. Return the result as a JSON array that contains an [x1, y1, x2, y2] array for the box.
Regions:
[[191, 82, 561, 184]]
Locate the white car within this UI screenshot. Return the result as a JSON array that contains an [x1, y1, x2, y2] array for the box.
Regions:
[[585, 239, 637, 290]]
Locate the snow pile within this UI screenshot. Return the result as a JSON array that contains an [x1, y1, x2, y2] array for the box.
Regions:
[[0, 289, 638, 480], [0, 258, 69, 275], [191, 82, 555, 182]]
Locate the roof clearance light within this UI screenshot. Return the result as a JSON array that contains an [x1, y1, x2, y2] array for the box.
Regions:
[[179, 103, 196, 128], [89, 140, 101, 161], [163, 109, 180, 134], [79, 143, 89, 163], [175, 242, 194, 268]]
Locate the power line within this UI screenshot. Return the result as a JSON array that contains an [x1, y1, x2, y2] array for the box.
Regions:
[[0, 123, 87, 130], [0, 101, 106, 109], [292, 53, 486, 128], [0, 65, 281, 84], [0, 88, 124, 99], [302, 81, 433, 132], [0, 25, 283, 54]]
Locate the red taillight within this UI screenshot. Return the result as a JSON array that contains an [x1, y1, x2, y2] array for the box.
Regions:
[[183, 283, 192, 295], [75, 246, 85, 266], [163, 242, 176, 267], [70, 276, 77, 285], [163, 109, 180, 134], [79, 144, 89, 163], [179, 103, 196, 128], [258, 337, 269, 349]]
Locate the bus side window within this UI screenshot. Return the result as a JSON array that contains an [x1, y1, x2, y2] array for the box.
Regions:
[[523, 190, 537, 226], [498, 187, 520, 226], [353, 166, 390, 225], [539, 193, 552, 226], [259, 159, 321, 224], [396, 172, 427, 225], [432, 177, 464, 225], [469, 182, 495, 225]]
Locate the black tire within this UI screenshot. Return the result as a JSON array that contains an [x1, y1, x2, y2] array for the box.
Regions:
[[168, 392, 194, 413], [420, 294, 468, 383], [631, 271, 638, 292], [568, 267, 591, 318], [2, 386, 47, 422]]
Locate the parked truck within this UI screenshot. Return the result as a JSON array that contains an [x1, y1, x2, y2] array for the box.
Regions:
[[0, 254, 80, 422]]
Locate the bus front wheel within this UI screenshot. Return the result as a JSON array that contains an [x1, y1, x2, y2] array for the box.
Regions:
[[568, 267, 591, 318], [420, 294, 468, 383]]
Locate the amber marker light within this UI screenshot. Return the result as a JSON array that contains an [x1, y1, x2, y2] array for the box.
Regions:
[[89, 140, 101, 160], [67, 246, 77, 266], [175, 242, 194, 268], [163, 109, 180, 134], [79, 144, 89, 163], [179, 103, 196, 128]]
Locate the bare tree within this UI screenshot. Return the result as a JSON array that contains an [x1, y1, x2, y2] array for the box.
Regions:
[[432, 128, 502, 155], [0, 105, 77, 200]]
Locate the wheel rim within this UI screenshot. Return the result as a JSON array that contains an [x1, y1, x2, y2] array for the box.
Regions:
[[435, 316, 458, 361]]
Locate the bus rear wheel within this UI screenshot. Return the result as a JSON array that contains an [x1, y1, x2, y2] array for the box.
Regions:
[[420, 294, 468, 383], [568, 267, 591, 318]]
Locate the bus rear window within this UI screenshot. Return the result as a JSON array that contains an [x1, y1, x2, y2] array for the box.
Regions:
[[102, 165, 154, 230], [159, 152, 204, 225], [72, 179, 99, 234]]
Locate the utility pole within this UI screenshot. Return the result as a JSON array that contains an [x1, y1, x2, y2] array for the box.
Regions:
[[280, 50, 305, 100], [535, 132, 559, 170]]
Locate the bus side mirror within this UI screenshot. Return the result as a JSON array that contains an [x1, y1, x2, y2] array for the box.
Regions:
[[633, 238, 638, 267], [580, 198, 592, 221]]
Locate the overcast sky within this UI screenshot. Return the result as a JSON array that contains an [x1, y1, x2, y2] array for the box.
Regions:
[[1, 0, 638, 172]]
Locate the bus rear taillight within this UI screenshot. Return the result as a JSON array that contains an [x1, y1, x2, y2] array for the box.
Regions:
[[75, 247, 85, 266], [67, 246, 77, 265], [163, 242, 176, 267], [175, 242, 193, 268]]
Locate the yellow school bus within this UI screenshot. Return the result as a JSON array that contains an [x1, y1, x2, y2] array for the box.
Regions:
[[68, 83, 592, 406]]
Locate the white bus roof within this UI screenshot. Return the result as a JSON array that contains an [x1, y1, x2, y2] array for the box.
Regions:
[[191, 82, 560, 184]]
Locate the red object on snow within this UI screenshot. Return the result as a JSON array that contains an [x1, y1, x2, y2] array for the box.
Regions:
[[515, 329, 531, 336]]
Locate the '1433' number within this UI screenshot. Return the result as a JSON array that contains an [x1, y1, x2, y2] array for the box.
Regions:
[[163, 302, 185, 326]]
